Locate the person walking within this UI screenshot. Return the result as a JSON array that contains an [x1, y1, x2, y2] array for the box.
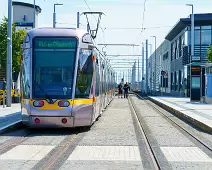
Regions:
[[118, 83, 123, 98], [123, 82, 130, 98]]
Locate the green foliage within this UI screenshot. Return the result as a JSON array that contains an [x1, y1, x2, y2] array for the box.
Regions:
[[0, 16, 27, 73], [207, 46, 212, 63]]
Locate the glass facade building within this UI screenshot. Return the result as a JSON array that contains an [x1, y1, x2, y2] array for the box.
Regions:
[[165, 13, 212, 97]]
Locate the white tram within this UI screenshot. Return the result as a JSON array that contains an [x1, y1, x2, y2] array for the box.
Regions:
[[20, 28, 115, 128]]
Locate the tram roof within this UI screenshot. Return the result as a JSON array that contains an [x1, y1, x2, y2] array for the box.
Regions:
[[27, 28, 88, 38]]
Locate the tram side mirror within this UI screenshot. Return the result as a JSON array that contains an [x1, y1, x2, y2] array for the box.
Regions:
[[82, 33, 92, 44]]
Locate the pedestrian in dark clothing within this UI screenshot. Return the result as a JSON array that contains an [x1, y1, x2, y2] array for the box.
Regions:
[[118, 83, 123, 98], [123, 82, 130, 98]]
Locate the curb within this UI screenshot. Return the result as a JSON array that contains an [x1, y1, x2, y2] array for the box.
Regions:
[[148, 97, 212, 134], [0, 120, 23, 133], [0, 112, 23, 133]]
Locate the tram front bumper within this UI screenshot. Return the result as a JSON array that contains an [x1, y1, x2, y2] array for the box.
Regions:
[[29, 116, 74, 128]]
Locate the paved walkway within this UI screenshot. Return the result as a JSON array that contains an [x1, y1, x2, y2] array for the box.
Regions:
[[150, 97, 212, 132], [0, 104, 21, 131]]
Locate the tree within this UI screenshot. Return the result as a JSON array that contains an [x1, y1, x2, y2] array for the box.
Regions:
[[207, 46, 212, 63], [0, 17, 27, 77]]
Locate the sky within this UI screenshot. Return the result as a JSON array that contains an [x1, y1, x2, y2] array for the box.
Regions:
[[1, 0, 212, 81]]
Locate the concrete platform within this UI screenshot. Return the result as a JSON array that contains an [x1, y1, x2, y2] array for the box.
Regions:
[[149, 97, 212, 133], [0, 104, 21, 132]]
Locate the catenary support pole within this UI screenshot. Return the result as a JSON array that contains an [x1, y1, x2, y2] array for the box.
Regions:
[[146, 39, 148, 95], [142, 44, 144, 95]]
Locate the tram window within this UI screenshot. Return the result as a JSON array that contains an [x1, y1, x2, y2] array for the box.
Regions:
[[32, 37, 77, 99], [21, 48, 31, 99], [96, 64, 100, 96], [75, 49, 93, 98]]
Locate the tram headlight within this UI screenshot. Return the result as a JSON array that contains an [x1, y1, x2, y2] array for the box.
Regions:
[[58, 101, 70, 107], [33, 101, 44, 107]]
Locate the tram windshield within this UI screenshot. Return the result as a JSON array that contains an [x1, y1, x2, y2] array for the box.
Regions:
[[32, 37, 77, 99]]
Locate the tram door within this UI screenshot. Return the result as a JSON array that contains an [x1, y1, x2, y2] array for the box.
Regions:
[[101, 61, 105, 111], [92, 54, 101, 121]]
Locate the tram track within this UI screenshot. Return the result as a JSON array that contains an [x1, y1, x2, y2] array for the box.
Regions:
[[42, 134, 78, 170], [0, 125, 89, 170], [134, 93, 212, 153], [129, 93, 212, 169], [128, 96, 161, 170], [30, 126, 89, 170]]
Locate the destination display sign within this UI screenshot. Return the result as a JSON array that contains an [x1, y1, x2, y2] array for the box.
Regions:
[[15, 22, 33, 27], [35, 38, 77, 49]]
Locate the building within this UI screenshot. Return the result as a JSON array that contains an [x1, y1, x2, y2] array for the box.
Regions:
[[149, 13, 212, 100], [13, 1, 42, 30], [148, 40, 171, 95]]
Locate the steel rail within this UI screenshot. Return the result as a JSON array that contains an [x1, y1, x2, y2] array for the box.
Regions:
[[128, 95, 160, 170]]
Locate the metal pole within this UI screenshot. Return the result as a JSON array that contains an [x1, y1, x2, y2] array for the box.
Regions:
[[160, 53, 162, 96], [138, 57, 140, 84], [146, 39, 148, 95], [77, 12, 80, 28], [33, 0, 36, 28], [191, 5, 194, 101], [186, 4, 194, 100], [7, 0, 12, 107], [149, 44, 152, 95], [53, 4, 63, 28], [53, 4, 56, 28], [154, 36, 157, 95], [142, 44, 144, 95]]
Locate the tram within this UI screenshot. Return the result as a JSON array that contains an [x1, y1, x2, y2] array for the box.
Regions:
[[20, 28, 116, 128]]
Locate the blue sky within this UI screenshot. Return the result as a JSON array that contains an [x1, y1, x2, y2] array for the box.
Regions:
[[1, 0, 212, 80]]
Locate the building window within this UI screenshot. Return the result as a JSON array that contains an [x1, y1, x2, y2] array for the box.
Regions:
[[201, 26, 211, 45], [176, 39, 179, 59], [194, 26, 201, 45], [161, 75, 168, 88], [181, 35, 185, 58], [171, 72, 173, 90], [174, 72, 177, 91], [179, 70, 182, 91], [179, 36, 182, 57], [175, 40, 177, 59], [171, 43, 174, 61], [163, 52, 168, 61]]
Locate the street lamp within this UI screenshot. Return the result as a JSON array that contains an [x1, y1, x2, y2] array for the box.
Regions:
[[151, 36, 157, 95], [186, 4, 194, 100], [53, 3, 63, 28]]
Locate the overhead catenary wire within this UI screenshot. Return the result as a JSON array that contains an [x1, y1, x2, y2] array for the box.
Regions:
[[105, 26, 172, 30]]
